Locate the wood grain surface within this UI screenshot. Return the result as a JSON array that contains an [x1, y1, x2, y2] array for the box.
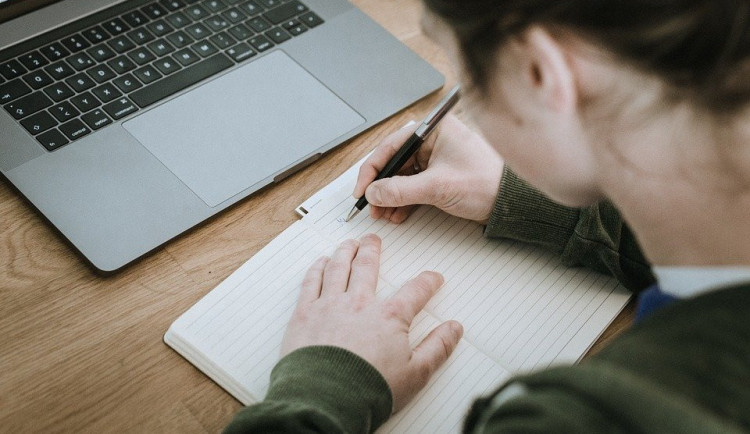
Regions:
[[0, 1, 633, 432]]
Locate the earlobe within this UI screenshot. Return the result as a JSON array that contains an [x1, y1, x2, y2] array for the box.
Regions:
[[525, 26, 577, 113]]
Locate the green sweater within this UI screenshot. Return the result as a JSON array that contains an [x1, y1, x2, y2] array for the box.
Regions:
[[224, 168, 750, 433]]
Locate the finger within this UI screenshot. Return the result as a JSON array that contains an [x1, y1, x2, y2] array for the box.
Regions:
[[410, 320, 463, 386], [370, 205, 386, 220], [321, 239, 360, 295], [365, 171, 439, 209], [389, 205, 417, 224], [348, 234, 382, 297], [382, 206, 396, 222], [354, 124, 419, 199], [389, 271, 444, 322], [298, 256, 329, 304]]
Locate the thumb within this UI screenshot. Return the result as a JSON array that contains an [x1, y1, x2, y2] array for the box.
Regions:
[[365, 172, 440, 208], [409, 320, 463, 388]]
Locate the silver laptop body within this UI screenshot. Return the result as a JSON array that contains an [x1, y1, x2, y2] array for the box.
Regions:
[[0, 0, 443, 272]]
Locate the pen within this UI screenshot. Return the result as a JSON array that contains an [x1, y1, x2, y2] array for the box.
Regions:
[[345, 85, 461, 222]]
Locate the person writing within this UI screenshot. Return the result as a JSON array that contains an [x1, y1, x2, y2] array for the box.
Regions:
[[225, 0, 750, 432]]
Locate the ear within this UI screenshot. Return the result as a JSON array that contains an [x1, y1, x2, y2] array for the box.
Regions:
[[521, 26, 577, 114]]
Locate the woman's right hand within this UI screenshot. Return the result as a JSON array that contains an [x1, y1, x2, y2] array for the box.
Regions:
[[353, 114, 505, 224]]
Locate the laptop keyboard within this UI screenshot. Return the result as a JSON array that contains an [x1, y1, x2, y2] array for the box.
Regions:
[[0, 0, 323, 152]]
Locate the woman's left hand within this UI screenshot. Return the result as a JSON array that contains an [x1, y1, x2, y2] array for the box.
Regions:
[[280, 234, 464, 412]]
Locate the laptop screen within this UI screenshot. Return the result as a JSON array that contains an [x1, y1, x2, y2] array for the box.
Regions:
[[0, 0, 63, 24]]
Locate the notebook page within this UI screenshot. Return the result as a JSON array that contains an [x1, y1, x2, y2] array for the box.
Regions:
[[304, 187, 631, 372], [167, 219, 510, 433]]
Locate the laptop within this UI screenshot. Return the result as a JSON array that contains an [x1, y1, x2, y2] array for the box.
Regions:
[[0, 0, 443, 273]]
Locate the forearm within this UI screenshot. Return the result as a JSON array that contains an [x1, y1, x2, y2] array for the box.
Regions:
[[224, 346, 392, 434], [485, 167, 654, 291]]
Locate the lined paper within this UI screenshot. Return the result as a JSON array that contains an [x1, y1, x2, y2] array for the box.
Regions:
[[165, 175, 630, 433]]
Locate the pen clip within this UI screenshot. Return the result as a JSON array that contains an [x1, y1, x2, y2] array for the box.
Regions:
[[415, 85, 461, 138]]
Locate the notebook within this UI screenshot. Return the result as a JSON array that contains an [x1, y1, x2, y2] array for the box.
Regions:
[[164, 157, 631, 433]]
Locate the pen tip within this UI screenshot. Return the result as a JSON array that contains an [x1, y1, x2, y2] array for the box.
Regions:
[[345, 207, 360, 222]]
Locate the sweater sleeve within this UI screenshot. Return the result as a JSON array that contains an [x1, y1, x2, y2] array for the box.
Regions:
[[484, 167, 654, 291], [223, 346, 392, 434]]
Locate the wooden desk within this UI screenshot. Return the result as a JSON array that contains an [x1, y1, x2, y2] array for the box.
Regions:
[[0, 1, 633, 431]]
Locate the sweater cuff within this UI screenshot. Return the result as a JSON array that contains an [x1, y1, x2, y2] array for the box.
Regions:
[[266, 346, 393, 433], [485, 167, 580, 253]]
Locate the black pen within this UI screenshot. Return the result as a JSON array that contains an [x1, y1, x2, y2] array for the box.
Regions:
[[345, 85, 461, 222]]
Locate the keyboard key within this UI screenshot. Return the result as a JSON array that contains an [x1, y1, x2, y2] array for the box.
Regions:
[[228, 23, 252, 40], [22, 70, 53, 89], [103, 18, 130, 35], [247, 16, 271, 32], [21, 110, 58, 135], [143, 3, 168, 19], [166, 11, 192, 28], [248, 34, 273, 52], [130, 53, 232, 107], [19, 51, 49, 70], [258, 0, 281, 8], [204, 15, 229, 32], [128, 28, 156, 44], [43, 82, 75, 102], [280, 18, 300, 30], [108, 56, 137, 74], [202, 0, 227, 13], [87, 64, 117, 83], [147, 19, 174, 36], [67, 52, 96, 71], [166, 30, 194, 48], [108, 35, 136, 53], [37, 129, 69, 151], [4, 91, 53, 119], [122, 10, 150, 27], [61, 34, 91, 52], [70, 92, 101, 112], [209, 31, 236, 48], [103, 96, 138, 119], [0, 60, 27, 80], [239, 1, 262, 16], [45, 61, 75, 80], [160, 0, 186, 11], [134, 65, 162, 84], [173, 48, 200, 66], [185, 4, 209, 20], [299, 12, 323, 28], [66, 73, 97, 92], [185, 23, 210, 39], [88, 44, 116, 62], [40, 43, 70, 62], [127, 47, 156, 65], [81, 108, 113, 130], [112, 74, 143, 93], [266, 27, 290, 44], [153, 57, 182, 75], [263, 1, 306, 24], [222, 7, 246, 23], [226, 42, 255, 62], [59, 118, 91, 140], [192, 40, 218, 57], [92, 82, 122, 103], [49, 101, 80, 122], [147, 39, 176, 56], [0, 79, 31, 103], [83, 26, 111, 44], [286, 23, 306, 36]]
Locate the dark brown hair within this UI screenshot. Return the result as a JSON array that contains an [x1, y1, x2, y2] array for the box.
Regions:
[[423, 0, 750, 113]]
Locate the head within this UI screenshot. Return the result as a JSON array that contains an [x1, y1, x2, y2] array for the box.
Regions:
[[421, 0, 750, 207]]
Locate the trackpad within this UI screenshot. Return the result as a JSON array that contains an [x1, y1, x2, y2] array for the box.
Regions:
[[123, 50, 365, 207]]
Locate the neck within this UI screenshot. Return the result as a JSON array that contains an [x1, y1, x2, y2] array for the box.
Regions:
[[594, 102, 750, 266]]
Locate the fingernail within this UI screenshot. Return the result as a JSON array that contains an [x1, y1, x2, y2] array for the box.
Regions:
[[368, 186, 382, 206], [451, 321, 463, 339]]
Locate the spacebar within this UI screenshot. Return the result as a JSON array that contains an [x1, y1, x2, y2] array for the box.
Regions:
[[130, 53, 234, 108]]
